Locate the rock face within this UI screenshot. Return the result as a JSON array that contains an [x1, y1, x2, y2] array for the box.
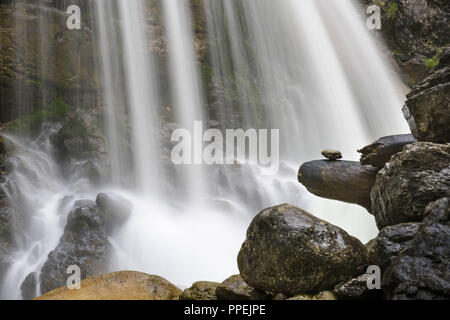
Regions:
[[238, 204, 368, 296], [38, 192, 132, 296], [180, 281, 219, 300], [382, 198, 450, 300], [363, 0, 450, 87], [35, 271, 182, 300], [358, 134, 417, 167], [333, 273, 382, 300], [215, 275, 269, 300], [0, 1, 101, 124], [20, 272, 38, 301], [50, 110, 109, 184], [366, 223, 420, 269], [403, 61, 450, 143], [298, 160, 379, 212], [371, 142, 450, 229], [39, 199, 111, 294]]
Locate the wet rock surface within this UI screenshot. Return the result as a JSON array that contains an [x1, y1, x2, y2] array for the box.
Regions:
[[180, 281, 219, 300], [20, 272, 38, 300], [358, 134, 417, 167], [403, 54, 450, 143], [371, 142, 450, 229], [39, 199, 111, 294], [382, 198, 450, 300], [238, 204, 368, 296], [366, 223, 420, 270], [50, 110, 109, 184], [363, 0, 450, 87], [35, 271, 182, 300], [215, 275, 269, 300], [299, 160, 379, 212], [333, 273, 382, 300]]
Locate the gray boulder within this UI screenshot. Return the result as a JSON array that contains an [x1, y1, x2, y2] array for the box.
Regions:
[[39, 200, 111, 294], [371, 142, 450, 229], [403, 63, 450, 143], [366, 223, 420, 270], [382, 198, 450, 300], [238, 204, 368, 296]]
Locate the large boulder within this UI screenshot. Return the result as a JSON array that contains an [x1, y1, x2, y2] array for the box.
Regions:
[[215, 275, 269, 300], [403, 62, 450, 143], [237, 204, 369, 296], [382, 198, 450, 300], [371, 142, 450, 229], [366, 223, 420, 269], [34, 271, 182, 300], [39, 200, 111, 294], [180, 281, 219, 300]]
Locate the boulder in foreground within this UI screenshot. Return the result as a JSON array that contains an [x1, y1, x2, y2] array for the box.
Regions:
[[371, 142, 450, 229], [35, 271, 182, 300], [238, 204, 368, 296]]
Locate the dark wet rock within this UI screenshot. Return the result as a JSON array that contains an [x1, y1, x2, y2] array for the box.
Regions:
[[298, 160, 379, 212], [403, 62, 450, 143], [366, 223, 420, 269], [50, 110, 109, 184], [321, 149, 342, 161], [96, 193, 132, 234], [215, 275, 269, 300], [39, 200, 111, 294], [180, 281, 219, 300], [238, 204, 369, 296], [383, 198, 450, 300], [20, 272, 38, 300], [358, 134, 417, 167], [371, 142, 450, 229], [363, 0, 450, 87], [333, 273, 383, 300]]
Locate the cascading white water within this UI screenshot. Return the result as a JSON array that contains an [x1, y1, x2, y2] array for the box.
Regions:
[[117, 0, 162, 195], [0, 128, 93, 299], [1, 0, 411, 299], [161, 0, 207, 202]]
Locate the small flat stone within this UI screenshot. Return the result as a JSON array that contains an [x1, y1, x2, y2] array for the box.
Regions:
[[321, 149, 342, 161]]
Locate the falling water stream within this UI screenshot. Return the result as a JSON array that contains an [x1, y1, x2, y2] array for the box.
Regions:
[[0, 0, 409, 299]]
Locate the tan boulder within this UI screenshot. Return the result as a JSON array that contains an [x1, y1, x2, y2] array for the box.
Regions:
[[34, 271, 181, 300]]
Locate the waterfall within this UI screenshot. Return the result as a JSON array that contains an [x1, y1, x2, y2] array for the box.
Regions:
[[161, 0, 207, 202], [0, 0, 410, 298]]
